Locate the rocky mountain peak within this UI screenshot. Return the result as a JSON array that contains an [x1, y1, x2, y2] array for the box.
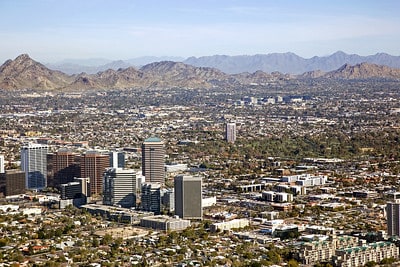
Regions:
[[323, 62, 400, 79], [0, 54, 73, 90], [14, 53, 32, 61], [139, 61, 189, 73]]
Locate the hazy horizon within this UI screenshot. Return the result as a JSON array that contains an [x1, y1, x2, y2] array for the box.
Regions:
[[1, 0, 399, 63], [3, 50, 399, 67]]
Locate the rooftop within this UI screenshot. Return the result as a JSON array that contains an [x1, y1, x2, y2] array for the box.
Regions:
[[144, 137, 162, 143]]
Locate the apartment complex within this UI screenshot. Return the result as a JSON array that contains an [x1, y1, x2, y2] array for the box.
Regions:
[[335, 241, 398, 267], [297, 235, 399, 267]]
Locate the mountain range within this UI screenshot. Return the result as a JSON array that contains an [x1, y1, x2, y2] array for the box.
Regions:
[[184, 51, 400, 74], [1, 54, 400, 91], [46, 56, 185, 75], [43, 51, 400, 75]]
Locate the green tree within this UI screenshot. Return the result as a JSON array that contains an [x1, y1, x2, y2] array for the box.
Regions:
[[288, 259, 299, 267], [380, 257, 396, 265], [92, 237, 100, 248], [364, 262, 377, 267], [101, 233, 113, 245], [266, 249, 281, 264], [0, 238, 8, 247]]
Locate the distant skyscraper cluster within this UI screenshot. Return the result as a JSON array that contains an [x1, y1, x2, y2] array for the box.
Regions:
[[13, 144, 119, 196], [2, 136, 204, 221]]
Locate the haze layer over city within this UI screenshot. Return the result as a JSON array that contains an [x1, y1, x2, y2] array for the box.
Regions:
[[0, 1, 400, 267]]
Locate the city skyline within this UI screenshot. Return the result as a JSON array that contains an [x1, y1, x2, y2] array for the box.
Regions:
[[0, 0, 399, 63], [1, 65, 400, 265]]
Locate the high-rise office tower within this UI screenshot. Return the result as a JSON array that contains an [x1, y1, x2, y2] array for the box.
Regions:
[[5, 170, 26, 196], [46, 153, 54, 188], [0, 154, 4, 173], [80, 151, 109, 195], [50, 149, 80, 188], [0, 172, 4, 197], [141, 137, 165, 184], [225, 122, 237, 143], [103, 168, 136, 208], [135, 171, 145, 199], [174, 175, 202, 220], [109, 151, 125, 168], [387, 201, 400, 236], [60, 177, 90, 200], [21, 143, 48, 190], [0, 155, 5, 196], [161, 188, 175, 213], [141, 183, 162, 214], [60, 177, 90, 208]]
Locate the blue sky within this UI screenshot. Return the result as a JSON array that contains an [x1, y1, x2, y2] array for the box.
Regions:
[[0, 0, 399, 63]]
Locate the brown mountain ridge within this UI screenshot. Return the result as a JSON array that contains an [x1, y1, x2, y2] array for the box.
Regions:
[[300, 62, 400, 79], [1, 54, 400, 91], [0, 54, 73, 90]]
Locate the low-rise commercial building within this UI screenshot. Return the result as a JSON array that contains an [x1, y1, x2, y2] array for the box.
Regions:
[[140, 215, 191, 231], [81, 204, 153, 224], [210, 219, 250, 232], [262, 191, 293, 203]]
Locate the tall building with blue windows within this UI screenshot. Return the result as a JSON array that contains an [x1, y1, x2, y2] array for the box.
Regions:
[[141, 183, 162, 214], [21, 143, 48, 190]]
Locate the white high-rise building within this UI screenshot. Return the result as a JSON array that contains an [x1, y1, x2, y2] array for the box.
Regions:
[[225, 122, 237, 143], [103, 168, 136, 208], [21, 143, 48, 190], [135, 171, 145, 195], [0, 154, 4, 173]]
